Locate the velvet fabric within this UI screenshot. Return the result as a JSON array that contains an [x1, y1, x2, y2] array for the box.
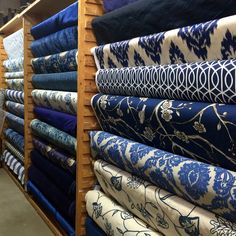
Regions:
[[6, 112, 24, 135], [85, 217, 106, 236], [4, 129, 24, 154], [5, 101, 24, 118], [5, 90, 24, 104], [102, 0, 138, 12], [6, 79, 24, 91], [5, 141, 24, 162]]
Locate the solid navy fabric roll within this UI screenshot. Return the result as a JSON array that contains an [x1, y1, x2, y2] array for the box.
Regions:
[[103, 0, 138, 12], [31, 2, 78, 40], [85, 217, 106, 236], [34, 107, 77, 137]]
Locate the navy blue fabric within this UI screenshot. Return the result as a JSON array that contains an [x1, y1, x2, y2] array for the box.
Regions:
[[34, 107, 77, 137], [4, 129, 24, 154], [27, 181, 75, 236], [31, 2, 78, 40], [6, 113, 24, 135], [85, 217, 106, 236], [103, 0, 138, 12]]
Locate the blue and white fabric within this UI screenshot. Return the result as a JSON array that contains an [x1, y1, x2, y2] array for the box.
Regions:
[[5, 101, 24, 118], [5, 90, 24, 104], [3, 57, 24, 72], [4, 71, 24, 79], [5, 141, 24, 162], [6, 79, 24, 91], [6, 112, 24, 135]]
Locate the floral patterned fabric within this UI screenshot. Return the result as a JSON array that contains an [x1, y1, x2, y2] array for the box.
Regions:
[[6, 112, 24, 135], [4, 71, 24, 79], [85, 190, 163, 236], [96, 59, 236, 104], [3, 57, 24, 72], [5, 101, 24, 118], [5, 141, 24, 162], [92, 15, 236, 70], [31, 49, 77, 74], [92, 94, 236, 171], [5, 90, 24, 104], [90, 131, 236, 222], [95, 159, 236, 236], [30, 119, 76, 155], [6, 79, 24, 91], [32, 90, 77, 115], [4, 129, 24, 154]]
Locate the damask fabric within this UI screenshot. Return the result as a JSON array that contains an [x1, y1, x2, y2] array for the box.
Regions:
[[85, 217, 106, 236], [31, 149, 76, 197], [3, 29, 24, 59], [31, 2, 78, 40], [33, 138, 76, 175], [92, 15, 236, 69], [27, 181, 75, 236], [95, 159, 236, 236], [4, 129, 24, 154], [92, 94, 236, 171], [32, 90, 77, 115], [31, 26, 78, 57], [102, 0, 138, 12], [86, 190, 162, 236], [34, 107, 77, 137], [4, 71, 24, 79], [6, 79, 24, 91], [5, 90, 24, 104], [6, 112, 24, 135], [96, 59, 236, 104], [5, 101, 24, 118], [32, 71, 77, 92], [32, 49, 77, 74], [3, 57, 24, 72], [30, 119, 76, 155], [5, 141, 24, 162], [90, 131, 236, 222]]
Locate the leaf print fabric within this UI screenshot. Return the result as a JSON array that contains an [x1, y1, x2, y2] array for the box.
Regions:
[[5, 101, 24, 118], [5, 141, 24, 162], [4, 129, 24, 154], [5, 90, 24, 104], [6, 79, 24, 91], [3, 57, 24, 72]]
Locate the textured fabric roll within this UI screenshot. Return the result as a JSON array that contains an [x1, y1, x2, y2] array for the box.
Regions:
[[4, 71, 24, 79], [5, 90, 24, 104], [32, 71, 77, 92], [85, 217, 106, 236], [34, 107, 77, 136], [90, 131, 236, 222], [92, 94, 236, 171], [31, 149, 76, 197], [95, 159, 236, 235], [4, 129, 24, 154], [30, 119, 76, 155], [3, 29, 23, 59], [32, 90, 77, 115], [3, 57, 24, 72], [6, 112, 24, 135], [5, 101, 24, 118], [27, 181, 75, 236], [32, 49, 77, 74], [103, 0, 138, 12], [5, 141, 24, 162], [6, 79, 24, 91], [86, 190, 162, 236], [96, 59, 236, 104], [31, 2, 78, 40], [92, 15, 236, 69], [31, 26, 78, 57]]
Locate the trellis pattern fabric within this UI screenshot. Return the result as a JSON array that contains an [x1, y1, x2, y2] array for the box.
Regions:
[[5, 90, 24, 104], [4, 129, 24, 154], [3, 57, 24, 72], [5, 141, 24, 162], [31, 49, 78, 74], [85, 190, 163, 236], [30, 119, 76, 155], [92, 15, 236, 70], [6, 79, 24, 91], [95, 159, 236, 236], [4, 71, 24, 79], [6, 112, 24, 135], [5, 101, 24, 118], [96, 59, 236, 104], [32, 90, 77, 115], [92, 94, 236, 171]]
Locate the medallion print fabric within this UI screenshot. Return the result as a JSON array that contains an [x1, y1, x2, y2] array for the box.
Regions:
[[4, 129, 24, 154], [32, 90, 77, 115], [90, 131, 236, 222], [3, 57, 24, 72], [6, 79, 24, 91], [5, 101, 24, 118], [5, 90, 24, 104], [96, 59, 236, 104], [92, 15, 236, 70], [31, 49, 77, 74], [95, 159, 236, 236], [5, 141, 24, 162], [85, 190, 163, 236], [92, 94, 236, 171], [6, 112, 24, 135], [4, 71, 24, 79], [30, 119, 76, 155]]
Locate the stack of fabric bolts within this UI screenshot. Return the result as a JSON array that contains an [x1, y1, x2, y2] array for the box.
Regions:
[[27, 2, 78, 235], [86, 0, 236, 235], [2, 29, 25, 185]]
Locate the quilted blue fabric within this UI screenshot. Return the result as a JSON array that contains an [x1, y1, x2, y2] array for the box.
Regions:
[[5, 101, 24, 118], [4, 129, 24, 154], [31, 2, 78, 40], [5, 90, 24, 104], [85, 217, 105, 236], [6, 112, 24, 135], [102, 0, 138, 12]]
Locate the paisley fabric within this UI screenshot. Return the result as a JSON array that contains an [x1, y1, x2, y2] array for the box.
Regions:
[[32, 90, 77, 115], [102, 0, 138, 12], [92, 94, 236, 171], [85, 190, 163, 236], [95, 159, 236, 236], [85, 217, 106, 236], [4, 129, 24, 154], [5, 141, 24, 162], [32, 71, 77, 92], [92, 15, 236, 69], [31, 2, 78, 40], [6, 112, 24, 135], [5, 90, 24, 104], [96, 59, 236, 104], [5, 101, 24, 118], [90, 131, 236, 222], [33, 138, 76, 175], [6, 79, 24, 91], [3, 57, 24, 72], [32, 49, 77, 74], [4, 71, 24, 79], [31, 26, 78, 57], [30, 119, 76, 155]]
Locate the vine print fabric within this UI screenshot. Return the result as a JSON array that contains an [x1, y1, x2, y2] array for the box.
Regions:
[[85, 190, 163, 236], [4, 71, 24, 79], [90, 131, 236, 222], [92, 94, 236, 171], [3, 57, 24, 72], [5, 90, 24, 104], [6, 79, 24, 91], [6, 112, 24, 135], [5, 101, 24, 118], [95, 159, 236, 236], [5, 141, 24, 162], [92, 15, 236, 70], [96, 59, 236, 104], [32, 90, 77, 115], [4, 129, 24, 154]]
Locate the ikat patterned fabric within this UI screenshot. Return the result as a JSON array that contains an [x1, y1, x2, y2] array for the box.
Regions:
[[5, 141, 24, 162], [6, 112, 24, 135], [92, 15, 236, 70], [3, 57, 24, 72], [4, 71, 24, 79], [85, 190, 163, 236], [5, 101, 24, 118], [5, 90, 24, 104], [6, 79, 24, 91]]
